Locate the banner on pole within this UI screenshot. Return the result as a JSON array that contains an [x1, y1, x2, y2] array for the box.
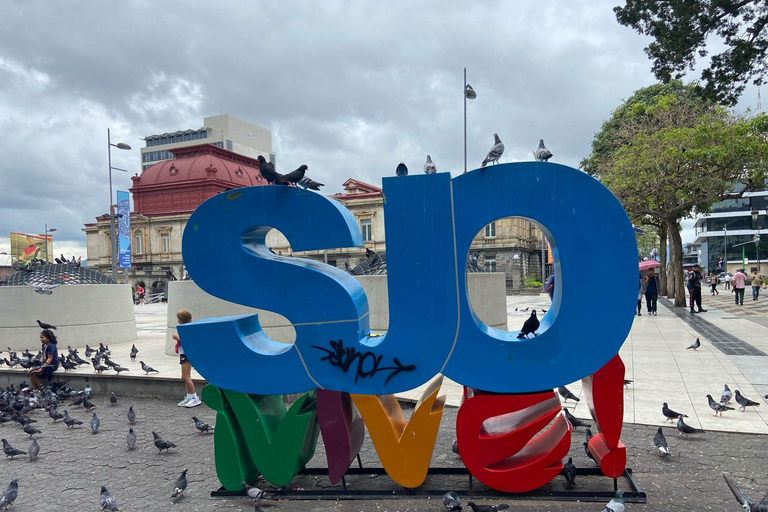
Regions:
[[117, 191, 131, 268]]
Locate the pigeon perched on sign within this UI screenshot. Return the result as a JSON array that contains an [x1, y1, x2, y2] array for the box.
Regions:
[[0, 480, 18, 510], [533, 139, 553, 162], [171, 468, 188, 498], [558, 386, 579, 403], [443, 491, 462, 511], [517, 310, 539, 339], [127, 427, 137, 450], [723, 473, 768, 512], [2, 439, 25, 459], [481, 133, 504, 167], [720, 384, 732, 404], [100, 485, 118, 511], [256, 155, 280, 184], [296, 176, 325, 191], [28, 438, 39, 461], [601, 490, 625, 512], [653, 426, 670, 459], [734, 390, 761, 411], [676, 417, 704, 438], [424, 155, 437, 174], [562, 457, 577, 489], [153, 431, 177, 453], [686, 338, 701, 350], [396, 162, 408, 176], [662, 402, 687, 422], [707, 394, 734, 416]]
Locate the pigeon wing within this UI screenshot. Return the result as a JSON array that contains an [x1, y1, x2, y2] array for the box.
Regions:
[[723, 474, 751, 508]]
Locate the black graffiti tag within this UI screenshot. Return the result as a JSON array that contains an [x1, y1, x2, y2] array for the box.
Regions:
[[311, 339, 416, 385]]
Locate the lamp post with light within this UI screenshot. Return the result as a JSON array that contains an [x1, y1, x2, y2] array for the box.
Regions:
[[44, 224, 56, 262], [751, 209, 764, 272], [108, 129, 131, 280]]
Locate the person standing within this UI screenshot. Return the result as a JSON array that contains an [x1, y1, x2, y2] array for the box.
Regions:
[[710, 273, 719, 295], [172, 309, 201, 408], [136, 284, 145, 305], [645, 268, 660, 316], [749, 269, 764, 301], [687, 264, 707, 314], [732, 268, 748, 305], [724, 273, 731, 291], [638, 273, 647, 316], [28, 330, 59, 390], [542, 273, 555, 301]]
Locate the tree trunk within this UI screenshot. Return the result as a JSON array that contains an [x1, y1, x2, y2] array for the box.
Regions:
[[667, 220, 687, 307], [658, 223, 668, 296]]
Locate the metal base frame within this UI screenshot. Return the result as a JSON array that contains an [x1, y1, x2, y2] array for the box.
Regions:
[[211, 464, 646, 503]]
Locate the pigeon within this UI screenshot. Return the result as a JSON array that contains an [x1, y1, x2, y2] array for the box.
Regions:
[[0, 480, 18, 510], [140, 361, 158, 374], [451, 439, 460, 456], [443, 491, 462, 511], [623, 379, 633, 388], [720, 384, 733, 404], [517, 310, 539, 339], [242, 481, 274, 506], [28, 438, 39, 461], [585, 427, 593, 445], [558, 386, 580, 403], [126, 427, 137, 450], [48, 406, 63, 422], [127, 406, 135, 425], [99, 485, 118, 511], [533, 139, 553, 162], [85, 345, 95, 357], [563, 408, 590, 428], [22, 420, 41, 438], [277, 164, 310, 186], [30, 283, 60, 295], [90, 412, 100, 434], [686, 338, 701, 350], [707, 394, 734, 416], [2, 439, 25, 459], [480, 133, 504, 167], [662, 402, 688, 422], [256, 155, 280, 184], [396, 162, 408, 176], [676, 417, 704, 438], [153, 431, 176, 453], [466, 501, 509, 512], [62, 410, 83, 428], [723, 473, 768, 512], [110, 393, 118, 406], [562, 456, 577, 489], [83, 398, 96, 411], [192, 416, 213, 434], [424, 155, 437, 174], [296, 176, 324, 191], [113, 365, 129, 375], [735, 390, 761, 411], [92, 359, 109, 373], [601, 490, 625, 512], [171, 468, 188, 498], [36, 320, 56, 330], [129, 344, 138, 361], [584, 441, 596, 465], [653, 426, 670, 459]]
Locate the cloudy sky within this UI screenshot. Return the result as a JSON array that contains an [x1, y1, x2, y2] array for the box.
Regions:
[[0, 1, 761, 261]]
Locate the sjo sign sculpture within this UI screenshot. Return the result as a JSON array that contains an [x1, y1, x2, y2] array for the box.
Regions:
[[179, 162, 637, 492]]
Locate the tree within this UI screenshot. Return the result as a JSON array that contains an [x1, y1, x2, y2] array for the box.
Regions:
[[614, 0, 768, 105], [582, 81, 768, 306]]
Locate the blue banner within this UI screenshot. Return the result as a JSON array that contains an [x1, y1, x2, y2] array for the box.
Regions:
[[117, 190, 131, 268]]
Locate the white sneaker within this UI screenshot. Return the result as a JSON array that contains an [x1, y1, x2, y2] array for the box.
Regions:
[[177, 396, 191, 407], [185, 396, 201, 408]]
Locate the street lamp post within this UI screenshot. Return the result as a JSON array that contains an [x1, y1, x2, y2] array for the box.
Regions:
[[751, 210, 762, 272], [44, 224, 56, 262], [723, 223, 727, 274], [108, 129, 132, 281]]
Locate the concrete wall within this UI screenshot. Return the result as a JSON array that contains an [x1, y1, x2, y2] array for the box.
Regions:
[[0, 284, 137, 351], [165, 273, 508, 355]]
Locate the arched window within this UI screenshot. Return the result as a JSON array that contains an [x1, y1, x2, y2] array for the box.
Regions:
[[134, 229, 144, 254]]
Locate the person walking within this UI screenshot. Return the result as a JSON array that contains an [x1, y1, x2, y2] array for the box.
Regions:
[[749, 269, 764, 301], [710, 273, 719, 295], [28, 330, 59, 390], [724, 273, 731, 291], [687, 265, 707, 314], [645, 268, 660, 316], [136, 284, 145, 305], [172, 309, 201, 407], [638, 273, 647, 316], [542, 273, 555, 302], [732, 268, 748, 305]]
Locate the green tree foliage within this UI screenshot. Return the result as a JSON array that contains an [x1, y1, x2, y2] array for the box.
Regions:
[[582, 81, 768, 305], [614, 0, 768, 105]]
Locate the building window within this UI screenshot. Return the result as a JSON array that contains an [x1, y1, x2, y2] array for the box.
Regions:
[[485, 256, 496, 272], [161, 233, 171, 253], [226, 139, 233, 151], [485, 222, 496, 238], [134, 230, 144, 254], [361, 219, 372, 242]]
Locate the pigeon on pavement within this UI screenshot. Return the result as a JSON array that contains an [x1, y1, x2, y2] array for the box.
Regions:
[[481, 133, 504, 167], [22, 421, 41, 438], [720, 384, 733, 404], [443, 491, 462, 511], [396, 162, 408, 176], [600, 490, 625, 512], [127, 428, 137, 450], [686, 338, 701, 350], [90, 412, 100, 434], [517, 310, 539, 339], [0, 480, 18, 510], [153, 431, 177, 453], [48, 406, 63, 422], [467, 501, 509, 512], [563, 408, 590, 428], [62, 410, 83, 429], [28, 438, 39, 461], [654, 426, 670, 459], [83, 398, 96, 411], [723, 473, 768, 512], [558, 386, 579, 403], [563, 457, 577, 489], [735, 390, 761, 411], [662, 402, 688, 422], [127, 406, 135, 425], [2, 439, 25, 459], [242, 482, 274, 507], [424, 155, 437, 174], [533, 139, 553, 162], [676, 417, 704, 438], [36, 320, 56, 330], [130, 344, 138, 361], [140, 361, 158, 374], [171, 468, 188, 498], [707, 394, 734, 416], [110, 393, 118, 406], [99, 485, 118, 511], [192, 416, 213, 434]]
